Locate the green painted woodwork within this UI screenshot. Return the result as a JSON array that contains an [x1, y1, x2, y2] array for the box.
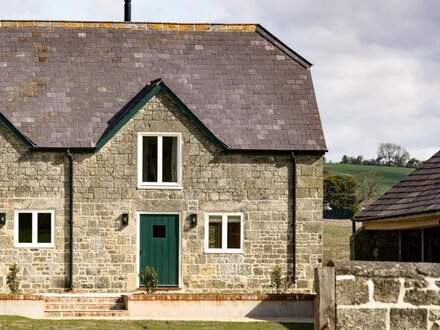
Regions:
[[140, 214, 179, 287]]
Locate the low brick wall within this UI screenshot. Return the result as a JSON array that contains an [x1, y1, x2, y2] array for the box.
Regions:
[[335, 262, 440, 330], [0, 294, 44, 318], [123, 293, 314, 321]]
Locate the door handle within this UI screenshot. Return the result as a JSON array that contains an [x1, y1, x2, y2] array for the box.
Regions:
[[140, 249, 143, 255]]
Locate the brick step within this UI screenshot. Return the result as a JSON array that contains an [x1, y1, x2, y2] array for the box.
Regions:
[[44, 310, 129, 318], [44, 296, 122, 304], [45, 302, 126, 311]]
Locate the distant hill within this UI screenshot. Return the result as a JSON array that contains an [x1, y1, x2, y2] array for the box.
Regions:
[[326, 163, 414, 200]]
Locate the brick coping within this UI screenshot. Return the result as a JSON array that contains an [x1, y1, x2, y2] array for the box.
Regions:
[[0, 21, 257, 32], [124, 293, 315, 301], [0, 293, 315, 301], [0, 294, 43, 300]]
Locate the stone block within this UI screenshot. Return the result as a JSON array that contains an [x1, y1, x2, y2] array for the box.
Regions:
[[390, 308, 427, 330], [336, 278, 369, 305], [431, 309, 440, 322], [404, 289, 440, 306], [373, 278, 400, 303], [405, 278, 428, 289], [337, 307, 387, 330]]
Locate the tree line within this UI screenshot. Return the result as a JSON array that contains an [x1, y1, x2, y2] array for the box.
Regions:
[[339, 142, 422, 168]]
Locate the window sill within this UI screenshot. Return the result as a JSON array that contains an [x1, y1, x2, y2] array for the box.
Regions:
[[205, 249, 244, 254], [14, 244, 55, 249], [138, 183, 183, 190]]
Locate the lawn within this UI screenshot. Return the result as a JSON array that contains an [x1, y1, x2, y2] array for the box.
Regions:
[[323, 220, 354, 265], [326, 163, 413, 199], [0, 316, 313, 330]]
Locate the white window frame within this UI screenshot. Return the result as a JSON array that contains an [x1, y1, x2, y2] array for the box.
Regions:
[[137, 132, 182, 189], [14, 210, 55, 248], [204, 212, 244, 253]]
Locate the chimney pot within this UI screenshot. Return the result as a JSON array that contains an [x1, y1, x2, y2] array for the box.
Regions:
[[124, 0, 131, 22]]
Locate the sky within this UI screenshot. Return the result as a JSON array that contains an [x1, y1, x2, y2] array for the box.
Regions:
[[2, 0, 440, 162]]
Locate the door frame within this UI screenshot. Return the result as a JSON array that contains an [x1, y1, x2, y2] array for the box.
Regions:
[[136, 212, 182, 288]]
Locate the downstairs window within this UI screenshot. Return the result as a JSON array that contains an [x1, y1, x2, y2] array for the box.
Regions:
[[14, 211, 55, 248], [205, 213, 243, 253]]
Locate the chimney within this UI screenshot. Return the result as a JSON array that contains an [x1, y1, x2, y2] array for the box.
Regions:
[[124, 0, 131, 22]]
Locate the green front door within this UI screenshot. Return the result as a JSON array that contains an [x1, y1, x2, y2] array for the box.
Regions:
[[139, 214, 179, 287]]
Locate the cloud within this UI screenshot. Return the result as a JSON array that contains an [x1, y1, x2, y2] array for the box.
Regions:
[[1, 0, 439, 161]]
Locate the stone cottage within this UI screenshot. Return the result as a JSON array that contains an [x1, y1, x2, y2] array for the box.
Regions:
[[0, 20, 326, 293], [353, 151, 440, 262]]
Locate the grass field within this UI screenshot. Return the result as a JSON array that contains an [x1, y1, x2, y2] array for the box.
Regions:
[[0, 316, 313, 330], [323, 220, 355, 265], [326, 163, 414, 199]]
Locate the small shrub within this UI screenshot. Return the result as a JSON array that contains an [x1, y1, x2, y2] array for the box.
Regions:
[[6, 263, 21, 294], [139, 266, 159, 294], [270, 265, 286, 294]]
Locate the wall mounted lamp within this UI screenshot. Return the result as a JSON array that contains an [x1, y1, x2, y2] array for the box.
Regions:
[[122, 213, 129, 226], [323, 201, 332, 211], [0, 213, 5, 226]]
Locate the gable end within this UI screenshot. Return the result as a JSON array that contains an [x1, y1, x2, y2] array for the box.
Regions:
[[95, 80, 228, 151]]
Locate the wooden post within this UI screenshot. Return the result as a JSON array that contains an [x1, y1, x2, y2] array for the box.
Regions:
[[314, 267, 335, 330]]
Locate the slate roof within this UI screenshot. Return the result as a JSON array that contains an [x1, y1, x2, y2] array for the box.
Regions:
[[0, 21, 326, 151], [355, 151, 440, 221]]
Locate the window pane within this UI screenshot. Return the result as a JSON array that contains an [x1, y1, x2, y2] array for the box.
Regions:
[[18, 213, 33, 243], [209, 216, 222, 249], [153, 225, 166, 238], [162, 136, 178, 183], [227, 216, 241, 249], [37, 213, 52, 243], [142, 136, 158, 182]]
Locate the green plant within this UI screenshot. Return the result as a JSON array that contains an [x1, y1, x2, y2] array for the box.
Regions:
[[270, 265, 286, 294], [324, 174, 359, 218], [6, 263, 21, 294], [139, 266, 159, 293]]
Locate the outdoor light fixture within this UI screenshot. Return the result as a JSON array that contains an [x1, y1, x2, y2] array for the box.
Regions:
[[323, 201, 332, 211], [190, 213, 198, 226], [0, 213, 5, 226], [122, 213, 129, 226]]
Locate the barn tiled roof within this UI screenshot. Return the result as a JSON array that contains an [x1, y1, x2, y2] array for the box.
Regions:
[[0, 21, 326, 151], [355, 151, 440, 221]]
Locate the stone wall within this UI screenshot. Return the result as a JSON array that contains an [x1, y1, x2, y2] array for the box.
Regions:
[[335, 262, 440, 330], [0, 121, 69, 292], [0, 91, 323, 293]]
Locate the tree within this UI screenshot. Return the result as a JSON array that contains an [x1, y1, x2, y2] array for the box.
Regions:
[[357, 172, 383, 203], [406, 158, 421, 168], [324, 174, 359, 219], [377, 143, 410, 166]]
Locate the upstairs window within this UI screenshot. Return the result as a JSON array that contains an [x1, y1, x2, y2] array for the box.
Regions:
[[205, 213, 243, 253], [14, 211, 55, 248], [138, 133, 182, 189]]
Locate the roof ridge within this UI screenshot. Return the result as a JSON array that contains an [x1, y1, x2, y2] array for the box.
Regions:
[[0, 20, 257, 32]]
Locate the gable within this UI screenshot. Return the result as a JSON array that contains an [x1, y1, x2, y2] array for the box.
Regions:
[[96, 80, 226, 151]]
